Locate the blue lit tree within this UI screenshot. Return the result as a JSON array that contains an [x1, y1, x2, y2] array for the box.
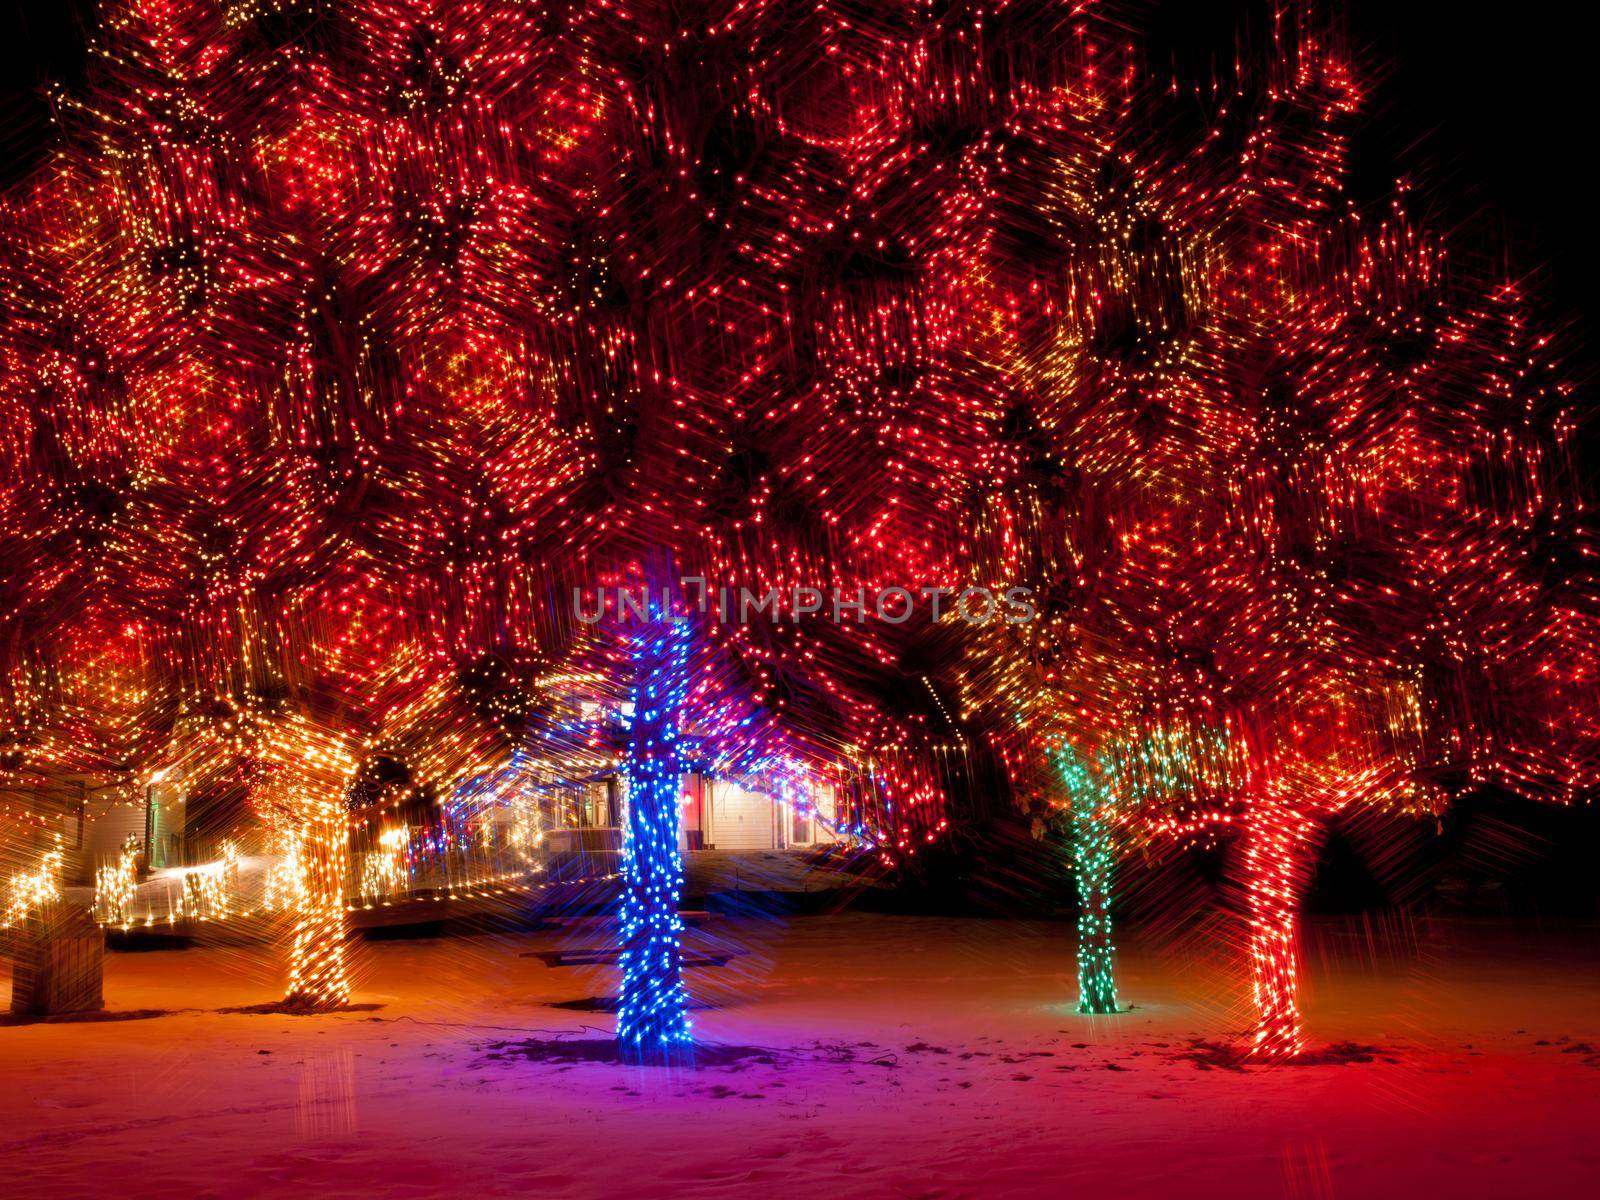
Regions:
[[615, 603, 694, 1060]]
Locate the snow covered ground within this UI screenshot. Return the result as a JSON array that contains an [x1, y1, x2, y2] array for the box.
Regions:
[[3, 913, 1597, 1198]]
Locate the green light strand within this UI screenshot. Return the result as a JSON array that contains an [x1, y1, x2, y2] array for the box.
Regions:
[[1071, 792, 1118, 1014], [1053, 722, 1232, 1016], [1055, 745, 1119, 1015]]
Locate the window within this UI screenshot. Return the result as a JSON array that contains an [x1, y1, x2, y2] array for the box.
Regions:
[[576, 779, 618, 828]]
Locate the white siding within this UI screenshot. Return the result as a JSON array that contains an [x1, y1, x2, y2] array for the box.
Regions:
[[83, 803, 146, 865]]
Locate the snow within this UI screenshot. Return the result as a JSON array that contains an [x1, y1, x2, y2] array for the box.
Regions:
[[3, 913, 1597, 1198]]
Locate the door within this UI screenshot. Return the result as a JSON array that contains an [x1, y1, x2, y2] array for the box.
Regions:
[[710, 781, 774, 850]]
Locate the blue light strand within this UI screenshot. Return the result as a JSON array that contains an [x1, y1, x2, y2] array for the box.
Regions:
[[616, 608, 695, 1060]]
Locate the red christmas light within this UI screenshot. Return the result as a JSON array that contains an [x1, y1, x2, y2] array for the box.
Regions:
[[0, 2, 1594, 1056]]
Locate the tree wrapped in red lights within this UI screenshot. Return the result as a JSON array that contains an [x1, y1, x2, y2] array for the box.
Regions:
[[0, 0, 594, 1006], [947, 14, 1600, 1057], [4, 0, 1597, 1062], [2, 0, 965, 1038]]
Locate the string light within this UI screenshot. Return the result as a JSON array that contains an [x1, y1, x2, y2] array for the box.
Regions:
[[615, 607, 694, 1060], [1053, 746, 1119, 1015], [92, 836, 140, 926], [180, 839, 241, 922], [358, 824, 409, 904], [1241, 806, 1322, 1059], [941, 13, 1599, 1057], [2, 838, 63, 929], [282, 794, 352, 1011], [1, 1, 1593, 1060]]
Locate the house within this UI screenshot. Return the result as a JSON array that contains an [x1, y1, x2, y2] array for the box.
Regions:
[[56, 759, 843, 930], [680, 773, 839, 852]]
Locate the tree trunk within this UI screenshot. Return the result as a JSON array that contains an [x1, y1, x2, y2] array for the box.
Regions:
[[616, 613, 693, 1060], [1240, 805, 1322, 1059], [1071, 796, 1119, 1014], [283, 795, 351, 1012]]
